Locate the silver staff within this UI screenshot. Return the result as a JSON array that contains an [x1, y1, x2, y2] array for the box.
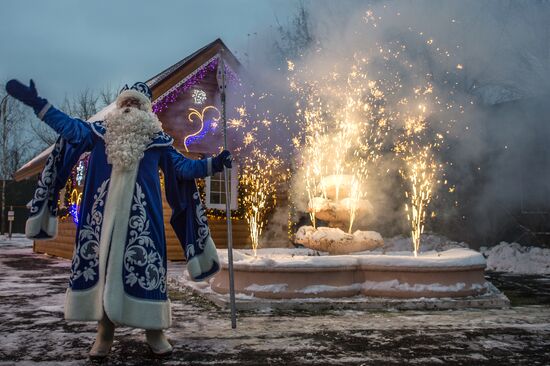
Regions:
[[216, 50, 237, 329]]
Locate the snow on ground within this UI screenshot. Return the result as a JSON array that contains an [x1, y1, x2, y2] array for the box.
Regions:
[[4, 231, 548, 274], [292, 233, 550, 275], [481, 242, 550, 274], [0, 233, 32, 248], [0, 245, 549, 365], [381, 235, 550, 275]]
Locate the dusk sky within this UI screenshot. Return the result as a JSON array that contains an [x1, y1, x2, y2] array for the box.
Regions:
[[0, 0, 297, 104]]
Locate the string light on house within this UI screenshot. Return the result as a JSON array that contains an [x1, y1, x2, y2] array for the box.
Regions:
[[76, 160, 85, 186], [68, 188, 82, 224], [152, 57, 239, 114]]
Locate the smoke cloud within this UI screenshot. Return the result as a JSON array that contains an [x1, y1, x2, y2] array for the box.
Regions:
[[231, 0, 550, 248]]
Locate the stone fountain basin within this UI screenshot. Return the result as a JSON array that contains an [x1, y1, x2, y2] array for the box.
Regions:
[[210, 248, 488, 299]]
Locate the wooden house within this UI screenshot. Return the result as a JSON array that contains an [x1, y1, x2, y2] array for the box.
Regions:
[[14, 38, 253, 260]]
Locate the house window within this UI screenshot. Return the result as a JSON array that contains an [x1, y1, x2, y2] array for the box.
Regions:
[[205, 165, 238, 210]]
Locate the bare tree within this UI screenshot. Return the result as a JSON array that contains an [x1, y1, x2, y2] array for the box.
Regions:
[[0, 93, 35, 178], [62, 87, 99, 120], [274, 2, 314, 62], [99, 84, 118, 108], [29, 84, 118, 148], [0, 83, 119, 233], [0, 87, 36, 233], [29, 116, 57, 147]]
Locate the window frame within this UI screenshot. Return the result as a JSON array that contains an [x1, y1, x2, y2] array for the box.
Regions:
[[205, 164, 238, 210]]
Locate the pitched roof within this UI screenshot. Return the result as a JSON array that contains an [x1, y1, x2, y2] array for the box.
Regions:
[[15, 38, 240, 181], [148, 38, 240, 101], [146, 41, 214, 88]]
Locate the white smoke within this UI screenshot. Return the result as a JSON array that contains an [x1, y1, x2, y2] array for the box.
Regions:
[[235, 0, 550, 247]]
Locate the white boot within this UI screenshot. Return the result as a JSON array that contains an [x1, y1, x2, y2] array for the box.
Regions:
[[145, 329, 173, 356], [89, 313, 115, 359]]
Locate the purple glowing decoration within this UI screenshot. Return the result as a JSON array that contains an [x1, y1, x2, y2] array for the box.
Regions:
[[186, 118, 217, 146], [68, 154, 89, 224], [63, 56, 238, 224], [152, 56, 238, 114], [71, 155, 90, 188], [69, 203, 79, 224]]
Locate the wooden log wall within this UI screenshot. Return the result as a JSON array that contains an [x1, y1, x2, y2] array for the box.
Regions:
[[34, 196, 253, 261], [34, 219, 77, 259], [161, 186, 252, 260]]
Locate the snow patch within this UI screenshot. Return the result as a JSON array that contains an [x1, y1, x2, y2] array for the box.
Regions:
[[245, 283, 289, 293], [219, 247, 486, 269], [481, 242, 550, 274], [38, 305, 64, 313], [0, 233, 33, 248], [362, 279, 467, 292], [298, 283, 362, 294], [381, 234, 468, 252]]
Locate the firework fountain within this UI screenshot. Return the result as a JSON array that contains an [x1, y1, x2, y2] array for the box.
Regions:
[[227, 95, 290, 256], [395, 95, 443, 257], [226, 39, 449, 257], [290, 56, 389, 254], [202, 8, 507, 309], [240, 147, 285, 256]]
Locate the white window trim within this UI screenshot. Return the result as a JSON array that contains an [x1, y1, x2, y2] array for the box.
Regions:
[[205, 164, 238, 210]]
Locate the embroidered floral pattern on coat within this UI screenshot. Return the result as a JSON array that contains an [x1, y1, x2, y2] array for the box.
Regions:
[[194, 190, 210, 249], [124, 183, 167, 294], [69, 179, 109, 288], [29, 138, 65, 215]]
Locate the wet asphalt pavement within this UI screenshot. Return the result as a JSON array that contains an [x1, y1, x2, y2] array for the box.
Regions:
[[0, 245, 549, 365]]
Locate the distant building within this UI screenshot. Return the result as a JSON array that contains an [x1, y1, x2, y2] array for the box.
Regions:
[[0, 179, 36, 234]]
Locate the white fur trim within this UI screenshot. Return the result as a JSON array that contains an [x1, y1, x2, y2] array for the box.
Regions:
[[107, 293, 171, 330], [37, 103, 52, 120], [90, 123, 105, 139], [64, 176, 113, 323], [64, 284, 103, 321], [187, 236, 220, 282], [64, 171, 121, 324], [116, 90, 152, 112], [25, 202, 58, 240], [102, 167, 171, 329], [207, 157, 213, 176], [63, 166, 172, 328]]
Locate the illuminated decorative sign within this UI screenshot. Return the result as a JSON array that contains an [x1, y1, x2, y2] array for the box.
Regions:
[[69, 188, 82, 224], [184, 106, 221, 151], [76, 160, 85, 186], [192, 89, 207, 105]]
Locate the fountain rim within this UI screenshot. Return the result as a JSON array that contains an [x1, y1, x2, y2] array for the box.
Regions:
[[218, 263, 486, 273], [217, 248, 487, 272]]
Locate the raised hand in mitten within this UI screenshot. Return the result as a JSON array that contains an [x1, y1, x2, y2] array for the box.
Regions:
[[212, 150, 233, 173], [5, 79, 48, 115]]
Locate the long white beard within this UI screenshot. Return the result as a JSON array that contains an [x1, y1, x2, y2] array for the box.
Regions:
[[103, 107, 163, 170]]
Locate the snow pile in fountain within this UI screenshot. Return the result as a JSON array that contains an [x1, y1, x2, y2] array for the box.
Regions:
[[299, 175, 383, 254], [295, 226, 383, 255], [309, 196, 372, 224], [309, 175, 373, 227], [219, 247, 486, 269], [481, 242, 550, 274], [381, 234, 468, 253]]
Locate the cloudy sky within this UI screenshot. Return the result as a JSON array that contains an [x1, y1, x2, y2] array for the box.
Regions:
[[0, 0, 296, 104]]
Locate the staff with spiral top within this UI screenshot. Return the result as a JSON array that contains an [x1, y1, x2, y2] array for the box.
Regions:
[[217, 50, 237, 329]]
